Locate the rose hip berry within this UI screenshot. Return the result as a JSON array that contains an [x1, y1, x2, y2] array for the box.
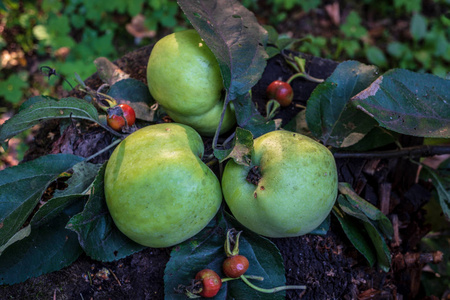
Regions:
[[266, 80, 293, 107], [195, 269, 222, 298], [107, 104, 136, 132], [223, 255, 250, 278]]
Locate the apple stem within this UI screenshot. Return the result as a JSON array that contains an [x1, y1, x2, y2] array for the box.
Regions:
[[240, 274, 306, 293]]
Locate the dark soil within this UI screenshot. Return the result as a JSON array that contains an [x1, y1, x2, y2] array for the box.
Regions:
[[0, 45, 440, 300]]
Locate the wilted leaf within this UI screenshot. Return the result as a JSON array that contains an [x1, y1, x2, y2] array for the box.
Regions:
[[0, 154, 84, 247], [0, 98, 100, 143], [66, 164, 146, 261], [214, 127, 254, 166], [305, 61, 380, 148], [94, 57, 130, 86], [351, 69, 450, 138]]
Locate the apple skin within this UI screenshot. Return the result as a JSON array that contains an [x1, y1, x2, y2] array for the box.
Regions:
[[221, 130, 338, 238], [104, 123, 222, 248], [147, 29, 236, 136]]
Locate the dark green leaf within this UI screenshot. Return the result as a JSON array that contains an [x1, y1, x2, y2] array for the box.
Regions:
[[53, 161, 102, 198], [66, 164, 146, 261], [0, 98, 100, 142], [18, 95, 58, 112], [0, 200, 84, 285], [420, 159, 450, 220], [29, 161, 101, 228], [351, 69, 450, 138], [283, 109, 313, 137], [335, 189, 392, 271], [309, 214, 330, 235], [234, 92, 275, 138], [30, 194, 88, 228], [363, 222, 391, 272], [0, 154, 84, 247], [338, 127, 398, 152], [338, 182, 393, 239], [177, 0, 268, 99], [164, 210, 286, 299], [107, 78, 156, 122], [214, 127, 254, 166], [332, 202, 376, 267], [305, 61, 380, 148]]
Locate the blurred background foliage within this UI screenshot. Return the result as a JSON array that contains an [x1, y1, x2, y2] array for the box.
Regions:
[[0, 0, 449, 110], [0, 0, 449, 296]]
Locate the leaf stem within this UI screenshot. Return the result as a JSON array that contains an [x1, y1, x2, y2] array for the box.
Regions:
[[84, 138, 122, 162], [287, 72, 324, 84], [239, 275, 306, 293], [221, 275, 264, 283], [212, 95, 231, 151]]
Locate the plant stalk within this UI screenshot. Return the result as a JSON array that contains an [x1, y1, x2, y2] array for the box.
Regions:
[[239, 274, 306, 293]]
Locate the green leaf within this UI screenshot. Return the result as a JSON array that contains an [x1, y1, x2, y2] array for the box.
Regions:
[[66, 164, 146, 261], [410, 13, 428, 41], [164, 210, 286, 299], [363, 222, 391, 272], [420, 158, 450, 220], [332, 202, 376, 267], [365, 46, 388, 68], [0, 200, 83, 285], [0, 154, 84, 247], [309, 214, 331, 235], [0, 97, 100, 143], [107, 78, 156, 122], [338, 182, 393, 239], [213, 127, 254, 166], [53, 161, 101, 198], [178, 0, 268, 100], [335, 188, 392, 271], [0, 72, 29, 104], [351, 69, 450, 138], [28, 161, 101, 228], [338, 127, 398, 152], [305, 61, 380, 148], [234, 92, 275, 138]]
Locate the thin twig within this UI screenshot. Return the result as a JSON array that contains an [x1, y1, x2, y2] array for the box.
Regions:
[[109, 268, 122, 286], [333, 145, 450, 159]]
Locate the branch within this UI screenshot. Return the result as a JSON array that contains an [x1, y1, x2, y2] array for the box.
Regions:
[[333, 145, 450, 159]]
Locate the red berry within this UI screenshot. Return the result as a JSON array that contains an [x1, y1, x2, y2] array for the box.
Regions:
[[107, 104, 136, 132], [223, 255, 249, 278], [195, 269, 222, 298], [266, 80, 293, 107]]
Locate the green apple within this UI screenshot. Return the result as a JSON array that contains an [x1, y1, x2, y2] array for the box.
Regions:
[[104, 123, 222, 248], [222, 130, 338, 238], [147, 29, 236, 136]]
